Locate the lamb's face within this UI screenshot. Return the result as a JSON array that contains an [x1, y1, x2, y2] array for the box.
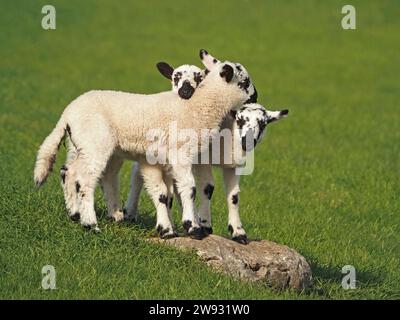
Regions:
[[156, 62, 204, 99], [232, 103, 289, 151], [199, 49, 258, 105]]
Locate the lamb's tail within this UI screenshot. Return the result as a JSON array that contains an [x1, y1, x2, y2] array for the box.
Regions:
[[34, 114, 67, 187]]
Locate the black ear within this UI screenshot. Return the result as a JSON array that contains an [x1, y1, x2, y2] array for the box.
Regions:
[[156, 62, 174, 80], [220, 64, 234, 83]]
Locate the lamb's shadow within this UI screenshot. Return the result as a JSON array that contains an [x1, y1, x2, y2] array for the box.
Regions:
[[94, 205, 157, 232]]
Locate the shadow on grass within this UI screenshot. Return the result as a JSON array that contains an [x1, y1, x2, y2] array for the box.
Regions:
[[305, 258, 386, 297]]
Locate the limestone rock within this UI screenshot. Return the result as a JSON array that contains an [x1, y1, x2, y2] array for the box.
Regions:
[[150, 235, 312, 291]]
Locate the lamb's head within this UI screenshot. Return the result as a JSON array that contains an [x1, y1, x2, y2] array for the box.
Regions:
[[231, 104, 289, 151], [156, 62, 205, 100], [199, 49, 258, 105]]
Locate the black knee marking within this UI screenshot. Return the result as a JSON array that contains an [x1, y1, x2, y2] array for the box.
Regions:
[[204, 184, 214, 200], [60, 165, 68, 184], [191, 187, 196, 200], [75, 181, 81, 193], [228, 224, 234, 234], [232, 193, 239, 205], [159, 194, 168, 206], [201, 226, 213, 235], [168, 197, 173, 209]]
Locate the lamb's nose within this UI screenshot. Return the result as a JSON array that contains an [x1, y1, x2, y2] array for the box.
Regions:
[[178, 81, 195, 100], [280, 109, 289, 116]]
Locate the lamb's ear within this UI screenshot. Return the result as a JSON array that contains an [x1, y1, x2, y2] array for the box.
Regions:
[[199, 49, 220, 70], [156, 62, 174, 80], [220, 64, 234, 83]]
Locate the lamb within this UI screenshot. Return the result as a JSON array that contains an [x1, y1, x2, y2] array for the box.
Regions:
[[125, 52, 289, 243], [33, 49, 257, 240]]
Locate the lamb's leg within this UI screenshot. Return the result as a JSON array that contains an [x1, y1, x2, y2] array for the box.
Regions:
[[195, 164, 214, 235], [172, 165, 205, 240], [223, 167, 248, 244], [124, 162, 143, 221], [60, 139, 80, 220], [163, 172, 175, 227], [100, 155, 124, 222], [141, 163, 177, 238]]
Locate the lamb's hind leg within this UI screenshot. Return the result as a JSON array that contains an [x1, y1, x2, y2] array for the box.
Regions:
[[124, 162, 143, 221], [195, 164, 214, 235], [60, 139, 80, 221], [172, 165, 205, 240], [100, 155, 124, 222], [223, 167, 248, 244], [141, 163, 177, 238]]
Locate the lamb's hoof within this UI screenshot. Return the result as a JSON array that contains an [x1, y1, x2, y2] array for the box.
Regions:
[[111, 210, 124, 222], [83, 224, 100, 233], [232, 234, 249, 245], [70, 212, 80, 222], [157, 225, 177, 239], [123, 208, 137, 222], [201, 226, 213, 235], [188, 227, 206, 240]]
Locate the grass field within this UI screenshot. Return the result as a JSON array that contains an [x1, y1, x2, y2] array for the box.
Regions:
[[0, 0, 399, 299]]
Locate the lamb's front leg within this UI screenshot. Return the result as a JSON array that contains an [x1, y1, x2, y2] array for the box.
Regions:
[[141, 163, 177, 239], [172, 165, 205, 240], [194, 164, 214, 235], [223, 167, 248, 244], [100, 155, 124, 222]]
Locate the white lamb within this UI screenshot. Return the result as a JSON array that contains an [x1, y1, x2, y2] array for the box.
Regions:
[[125, 51, 289, 243], [33, 50, 257, 240]]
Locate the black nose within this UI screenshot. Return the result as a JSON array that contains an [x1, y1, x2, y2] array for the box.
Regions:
[[178, 81, 195, 100], [280, 109, 289, 116]]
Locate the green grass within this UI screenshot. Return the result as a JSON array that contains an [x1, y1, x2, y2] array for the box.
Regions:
[[0, 0, 399, 299]]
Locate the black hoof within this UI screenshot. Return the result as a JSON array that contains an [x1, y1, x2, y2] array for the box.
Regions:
[[82, 224, 99, 232], [232, 234, 249, 245], [156, 225, 177, 239], [201, 226, 213, 235], [162, 231, 178, 239], [188, 227, 206, 240], [182, 220, 192, 232], [70, 212, 80, 221]]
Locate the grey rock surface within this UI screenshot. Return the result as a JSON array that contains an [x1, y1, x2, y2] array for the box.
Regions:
[[150, 234, 313, 291]]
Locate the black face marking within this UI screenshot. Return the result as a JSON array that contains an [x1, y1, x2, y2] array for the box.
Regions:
[[236, 116, 247, 129], [194, 72, 203, 86], [204, 184, 214, 200], [168, 197, 173, 209], [220, 64, 234, 83], [238, 77, 250, 93], [236, 65, 242, 72], [213, 58, 217, 63], [257, 118, 267, 139], [228, 224, 234, 234], [75, 181, 80, 193], [191, 187, 196, 200], [204, 69, 210, 75], [245, 86, 258, 104], [173, 72, 182, 86], [159, 194, 168, 206], [232, 194, 239, 205]]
